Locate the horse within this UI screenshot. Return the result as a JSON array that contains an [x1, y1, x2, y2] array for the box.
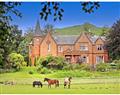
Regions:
[[64, 77, 72, 89], [44, 78, 59, 88], [33, 81, 43, 88]]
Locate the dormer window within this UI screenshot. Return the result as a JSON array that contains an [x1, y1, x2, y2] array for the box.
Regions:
[[80, 44, 88, 51], [97, 44, 103, 50]]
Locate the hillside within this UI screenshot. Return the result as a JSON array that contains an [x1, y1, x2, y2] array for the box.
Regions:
[[55, 23, 110, 35]]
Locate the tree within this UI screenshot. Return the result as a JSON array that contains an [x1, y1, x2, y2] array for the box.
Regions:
[[101, 25, 109, 36], [18, 28, 34, 65], [106, 20, 120, 60], [0, 2, 22, 68]]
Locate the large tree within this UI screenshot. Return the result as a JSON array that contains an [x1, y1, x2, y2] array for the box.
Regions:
[[0, 2, 22, 68], [106, 20, 120, 60], [18, 28, 34, 65]]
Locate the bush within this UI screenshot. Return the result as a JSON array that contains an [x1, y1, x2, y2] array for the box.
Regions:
[[96, 62, 111, 72], [112, 59, 120, 70], [8, 53, 26, 71], [40, 67, 51, 74], [28, 71, 34, 74], [63, 63, 91, 71], [36, 65, 43, 72], [37, 67, 52, 74], [46, 55, 54, 63], [116, 63, 120, 70], [79, 64, 91, 71]]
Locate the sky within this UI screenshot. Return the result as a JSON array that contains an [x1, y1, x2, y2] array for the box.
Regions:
[[10, 2, 120, 33]]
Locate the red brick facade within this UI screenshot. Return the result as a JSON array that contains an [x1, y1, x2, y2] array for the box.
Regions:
[[29, 22, 109, 66]]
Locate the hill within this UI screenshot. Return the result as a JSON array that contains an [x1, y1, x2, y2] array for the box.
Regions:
[[55, 23, 110, 35]]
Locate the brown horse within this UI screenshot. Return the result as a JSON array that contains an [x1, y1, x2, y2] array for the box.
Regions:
[[44, 78, 59, 88], [64, 77, 72, 89]]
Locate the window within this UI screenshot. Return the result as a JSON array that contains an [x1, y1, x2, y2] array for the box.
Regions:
[[97, 44, 103, 50], [80, 44, 88, 51], [77, 56, 88, 63], [58, 46, 63, 52], [48, 43, 51, 52], [96, 56, 104, 63]]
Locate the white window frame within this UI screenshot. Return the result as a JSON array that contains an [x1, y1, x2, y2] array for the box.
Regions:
[[97, 44, 103, 51]]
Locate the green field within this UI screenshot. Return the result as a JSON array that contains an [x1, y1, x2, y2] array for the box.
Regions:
[[1, 83, 120, 94], [0, 67, 120, 94]]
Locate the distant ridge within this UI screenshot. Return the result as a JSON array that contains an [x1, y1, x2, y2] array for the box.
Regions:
[[55, 23, 110, 36]]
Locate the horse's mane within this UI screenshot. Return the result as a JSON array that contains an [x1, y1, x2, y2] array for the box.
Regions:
[[44, 78, 50, 80]]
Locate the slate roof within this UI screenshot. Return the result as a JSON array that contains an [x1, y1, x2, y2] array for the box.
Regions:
[[52, 34, 105, 45], [89, 35, 106, 43], [53, 35, 79, 44]]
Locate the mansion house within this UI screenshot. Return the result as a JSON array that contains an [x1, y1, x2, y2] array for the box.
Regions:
[[29, 21, 109, 66]]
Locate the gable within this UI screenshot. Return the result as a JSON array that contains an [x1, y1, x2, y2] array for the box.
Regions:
[[75, 33, 92, 44], [95, 37, 105, 44]]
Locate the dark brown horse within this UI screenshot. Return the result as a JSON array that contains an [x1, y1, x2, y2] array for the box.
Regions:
[[64, 77, 72, 89], [33, 81, 43, 88], [44, 78, 59, 88]]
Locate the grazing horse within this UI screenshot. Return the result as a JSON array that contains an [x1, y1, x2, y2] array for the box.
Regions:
[[44, 78, 59, 88], [33, 81, 43, 88], [64, 77, 72, 89]]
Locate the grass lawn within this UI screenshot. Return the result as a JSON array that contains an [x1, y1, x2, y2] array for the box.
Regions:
[[1, 83, 120, 94], [0, 67, 120, 94]]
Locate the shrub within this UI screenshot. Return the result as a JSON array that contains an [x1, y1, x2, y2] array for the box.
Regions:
[[63, 63, 91, 71], [96, 62, 111, 72], [40, 67, 52, 74], [36, 65, 43, 72], [28, 71, 34, 74], [46, 55, 54, 63], [79, 64, 91, 71], [112, 59, 120, 70], [47, 56, 65, 69], [116, 63, 120, 70], [8, 53, 26, 71]]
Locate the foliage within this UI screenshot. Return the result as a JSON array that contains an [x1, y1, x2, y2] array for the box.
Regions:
[[106, 20, 120, 60], [18, 28, 34, 65], [40, 2, 64, 21], [63, 63, 91, 71], [37, 67, 52, 74], [28, 70, 34, 74], [96, 63, 111, 72], [46, 55, 54, 63], [39, 2, 100, 21], [79, 64, 91, 71], [8, 53, 26, 71], [0, 2, 22, 68], [112, 59, 120, 70], [52, 56, 65, 69]]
